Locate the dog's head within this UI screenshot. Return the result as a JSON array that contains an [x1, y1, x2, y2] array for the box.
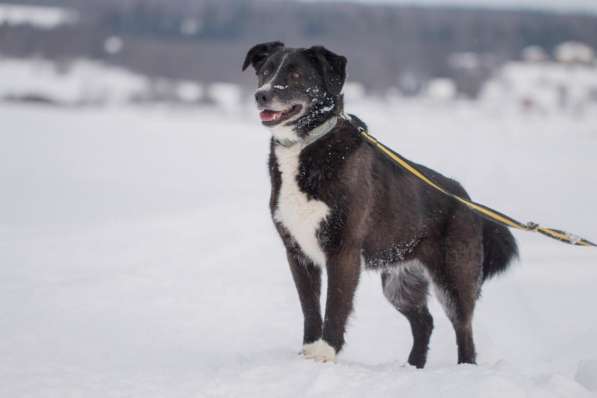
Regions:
[[242, 42, 346, 144]]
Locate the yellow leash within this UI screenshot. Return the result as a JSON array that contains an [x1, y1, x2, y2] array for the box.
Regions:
[[359, 129, 596, 247]]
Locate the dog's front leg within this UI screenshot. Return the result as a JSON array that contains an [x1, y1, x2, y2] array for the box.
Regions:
[[306, 248, 361, 363], [286, 250, 323, 348]]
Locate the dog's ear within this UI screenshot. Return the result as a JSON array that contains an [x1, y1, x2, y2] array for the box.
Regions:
[[305, 46, 347, 96], [242, 41, 285, 72]]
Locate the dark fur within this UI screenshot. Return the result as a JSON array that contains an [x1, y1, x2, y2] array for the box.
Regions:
[[244, 42, 518, 368]]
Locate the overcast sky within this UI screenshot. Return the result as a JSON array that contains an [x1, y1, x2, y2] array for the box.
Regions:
[[301, 0, 597, 14]]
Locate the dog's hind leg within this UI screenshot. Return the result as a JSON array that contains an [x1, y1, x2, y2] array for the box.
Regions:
[[432, 278, 478, 364], [382, 262, 434, 368], [429, 210, 483, 365]]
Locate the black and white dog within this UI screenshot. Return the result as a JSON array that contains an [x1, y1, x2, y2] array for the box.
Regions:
[[242, 42, 518, 368]]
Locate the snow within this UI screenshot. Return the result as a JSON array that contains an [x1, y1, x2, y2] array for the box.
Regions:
[[522, 46, 549, 63], [180, 17, 201, 36], [206, 83, 243, 110], [576, 360, 597, 391], [1, 100, 596, 397], [176, 82, 203, 103], [555, 42, 595, 64], [449, 52, 482, 70], [104, 36, 124, 55], [425, 78, 457, 101], [0, 57, 208, 105], [0, 4, 77, 29], [481, 61, 597, 113], [343, 82, 366, 102], [0, 58, 149, 105]]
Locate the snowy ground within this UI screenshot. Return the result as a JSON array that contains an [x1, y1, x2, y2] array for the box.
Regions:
[[1, 100, 596, 397]]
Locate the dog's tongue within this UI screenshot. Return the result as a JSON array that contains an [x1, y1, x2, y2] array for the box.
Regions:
[[260, 110, 280, 122]]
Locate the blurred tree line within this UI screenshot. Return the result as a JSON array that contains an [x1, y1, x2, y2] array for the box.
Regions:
[[2, 0, 597, 96]]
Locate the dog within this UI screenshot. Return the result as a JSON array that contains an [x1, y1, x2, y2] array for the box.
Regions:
[[242, 42, 518, 368]]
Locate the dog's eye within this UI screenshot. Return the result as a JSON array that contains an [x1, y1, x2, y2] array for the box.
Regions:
[[262, 67, 272, 77], [290, 72, 301, 80]]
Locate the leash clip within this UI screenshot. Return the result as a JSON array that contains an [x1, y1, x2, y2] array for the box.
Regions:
[[525, 222, 539, 231]]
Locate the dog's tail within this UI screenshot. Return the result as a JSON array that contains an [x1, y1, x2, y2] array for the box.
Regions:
[[482, 220, 519, 282]]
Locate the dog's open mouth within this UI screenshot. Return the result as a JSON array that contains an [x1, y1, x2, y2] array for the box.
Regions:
[[260, 104, 302, 126]]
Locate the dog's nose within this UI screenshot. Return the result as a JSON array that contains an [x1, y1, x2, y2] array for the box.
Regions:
[[255, 90, 272, 107]]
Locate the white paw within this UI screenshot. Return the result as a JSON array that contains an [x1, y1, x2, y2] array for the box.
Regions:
[[302, 339, 336, 363]]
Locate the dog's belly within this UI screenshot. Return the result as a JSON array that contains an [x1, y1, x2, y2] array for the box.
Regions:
[[273, 145, 329, 267]]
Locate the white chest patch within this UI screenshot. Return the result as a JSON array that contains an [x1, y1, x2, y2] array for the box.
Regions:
[[274, 144, 330, 267]]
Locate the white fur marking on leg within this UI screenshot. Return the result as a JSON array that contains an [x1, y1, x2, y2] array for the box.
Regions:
[[302, 339, 336, 363]]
